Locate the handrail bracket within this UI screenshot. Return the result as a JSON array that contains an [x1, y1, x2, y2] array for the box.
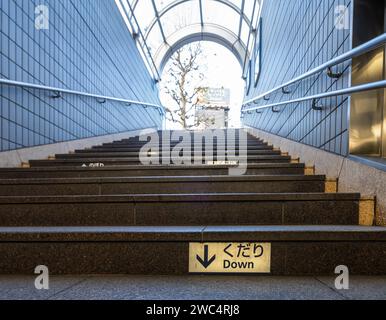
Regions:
[[282, 87, 291, 94], [97, 98, 107, 104], [312, 99, 323, 111], [327, 67, 343, 79], [51, 91, 61, 99]]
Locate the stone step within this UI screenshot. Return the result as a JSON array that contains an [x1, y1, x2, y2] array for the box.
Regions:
[[129, 129, 253, 136], [99, 142, 268, 148], [0, 193, 360, 226], [0, 225, 385, 275], [57, 150, 282, 159], [86, 145, 275, 152], [96, 139, 265, 145], [113, 132, 260, 138], [89, 145, 274, 151], [0, 164, 306, 179], [116, 137, 263, 143], [0, 175, 327, 196], [28, 155, 292, 167]]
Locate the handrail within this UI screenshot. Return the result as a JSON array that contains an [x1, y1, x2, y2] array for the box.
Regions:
[[242, 80, 386, 113], [243, 33, 386, 106], [0, 78, 165, 114]]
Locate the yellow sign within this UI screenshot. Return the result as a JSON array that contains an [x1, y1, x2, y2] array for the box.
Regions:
[[189, 243, 271, 274]]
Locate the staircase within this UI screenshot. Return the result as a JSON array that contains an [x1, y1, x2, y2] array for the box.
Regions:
[[0, 129, 385, 275]]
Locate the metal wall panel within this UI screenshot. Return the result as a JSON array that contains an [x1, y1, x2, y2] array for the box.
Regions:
[[0, 0, 163, 152], [350, 48, 384, 156], [349, 0, 385, 157], [243, 0, 352, 156]]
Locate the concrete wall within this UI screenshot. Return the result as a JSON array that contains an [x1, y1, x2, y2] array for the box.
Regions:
[[0, 127, 157, 168], [0, 0, 163, 152], [243, 0, 352, 156], [247, 127, 386, 226]]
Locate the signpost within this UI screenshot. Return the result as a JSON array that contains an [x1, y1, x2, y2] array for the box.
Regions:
[[189, 243, 271, 274]]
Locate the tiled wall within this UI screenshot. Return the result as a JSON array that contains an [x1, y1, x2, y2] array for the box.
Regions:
[[243, 0, 352, 156], [0, 0, 163, 152]]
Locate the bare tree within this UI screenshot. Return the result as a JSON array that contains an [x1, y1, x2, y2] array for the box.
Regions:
[[162, 43, 207, 129]]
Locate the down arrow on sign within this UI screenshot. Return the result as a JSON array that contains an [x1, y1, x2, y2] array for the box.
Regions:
[[196, 245, 216, 268]]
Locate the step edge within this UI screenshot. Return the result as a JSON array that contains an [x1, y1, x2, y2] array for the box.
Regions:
[[0, 225, 385, 242], [0, 193, 362, 204], [0, 175, 328, 185]]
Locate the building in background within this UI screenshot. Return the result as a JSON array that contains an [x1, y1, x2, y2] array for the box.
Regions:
[[195, 87, 230, 129]]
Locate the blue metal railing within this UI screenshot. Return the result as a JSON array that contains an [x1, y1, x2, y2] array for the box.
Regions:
[[242, 33, 386, 113], [0, 78, 165, 115]]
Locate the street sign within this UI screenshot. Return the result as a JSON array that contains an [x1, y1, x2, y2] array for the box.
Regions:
[[189, 243, 271, 273]]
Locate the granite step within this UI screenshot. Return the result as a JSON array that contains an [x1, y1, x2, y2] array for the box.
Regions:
[[0, 164, 307, 179], [99, 141, 268, 148], [115, 137, 263, 143], [99, 139, 267, 145], [85, 145, 275, 152], [57, 150, 282, 159], [129, 129, 254, 135], [0, 225, 385, 275], [90, 145, 273, 151], [0, 193, 360, 226], [112, 133, 261, 139], [28, 155, 292, 167], [0, 175, 327, 196]]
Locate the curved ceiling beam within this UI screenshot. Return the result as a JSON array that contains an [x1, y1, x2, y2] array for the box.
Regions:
[[144, 0, 252, 41], [154, 23, 250, 74], [125, 0, 139, 19]]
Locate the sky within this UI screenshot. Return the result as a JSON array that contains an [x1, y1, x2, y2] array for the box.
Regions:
[[159, 41, 245, 129]]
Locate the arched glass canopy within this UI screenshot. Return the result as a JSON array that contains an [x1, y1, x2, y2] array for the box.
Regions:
[[115, 0, 261, 80]]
